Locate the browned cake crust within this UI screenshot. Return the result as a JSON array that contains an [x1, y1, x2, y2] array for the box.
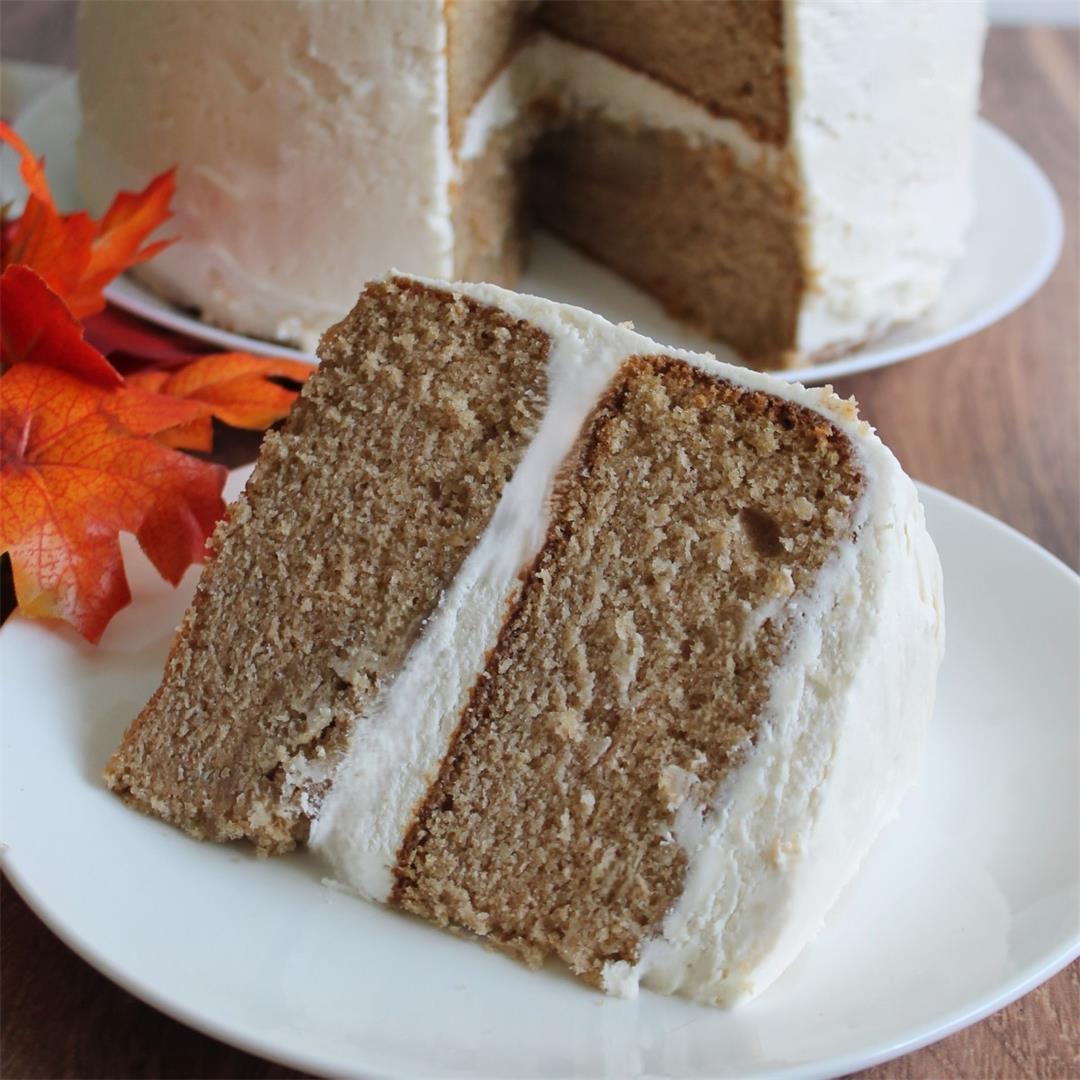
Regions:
[[538, 0, 789, 144], [393, 355, 863, 980], [105, 279, 550, 853], [530, 116, 804, 364]]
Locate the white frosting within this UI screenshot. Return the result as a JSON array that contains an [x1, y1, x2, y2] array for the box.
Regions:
[[788, 0, 987, 356], [76, 0, 455, 353], [312, 275, 944, 1005], [77, 1, 984, 362]]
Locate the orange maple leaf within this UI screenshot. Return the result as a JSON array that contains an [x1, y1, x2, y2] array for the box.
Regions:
[[66, 170, 176, 318], [1, 361, 227, 642], [0, 121, 175, 318], [0, 119, 51, 204], [1, 122, 95, 301], [128, 352, 313, 451]]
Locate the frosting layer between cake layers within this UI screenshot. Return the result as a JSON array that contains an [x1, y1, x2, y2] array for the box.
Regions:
[[77, 0, 985, 363], [312, 275, 945, 1005]]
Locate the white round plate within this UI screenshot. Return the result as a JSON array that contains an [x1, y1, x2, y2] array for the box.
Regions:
[[6, 78, 1064, 384], [2, 470, 1077, 1079]]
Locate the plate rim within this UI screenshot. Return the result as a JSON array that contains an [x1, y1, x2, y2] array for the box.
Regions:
[[10, 76, 1065, 387], [2, 480, 1078, 1080]]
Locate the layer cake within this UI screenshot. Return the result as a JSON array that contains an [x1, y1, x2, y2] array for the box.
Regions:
[[77, 0, 986, 367]]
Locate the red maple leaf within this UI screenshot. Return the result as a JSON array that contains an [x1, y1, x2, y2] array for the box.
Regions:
[[0, 120, 175, 317], [1, 264, 123, 386]]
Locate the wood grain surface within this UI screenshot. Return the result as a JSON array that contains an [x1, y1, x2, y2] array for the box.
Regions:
[[1, 6, 1077, 1078]]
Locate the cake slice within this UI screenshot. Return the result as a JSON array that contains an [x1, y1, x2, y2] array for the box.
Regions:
[[106, 276, 944, 1005]]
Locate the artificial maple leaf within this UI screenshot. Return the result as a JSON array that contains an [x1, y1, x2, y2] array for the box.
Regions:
[[1, 362, 226, 642], [0, 121, 175, 318], [1, 265, 123, 386], [127, 352, 313, 451]]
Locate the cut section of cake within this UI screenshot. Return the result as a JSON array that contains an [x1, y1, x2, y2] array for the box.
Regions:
[[106, 276, 944, 1005]]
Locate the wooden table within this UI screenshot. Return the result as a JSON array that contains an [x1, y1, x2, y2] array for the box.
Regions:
[[2, 8, 1077, 1078]]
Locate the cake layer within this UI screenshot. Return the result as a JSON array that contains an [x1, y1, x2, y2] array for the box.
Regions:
[[530, 115, 803, 364], [105, 279, 549, 851], [393, 355, 864, 982], [538, 0, 788, 143]]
